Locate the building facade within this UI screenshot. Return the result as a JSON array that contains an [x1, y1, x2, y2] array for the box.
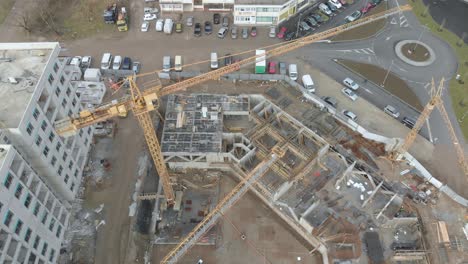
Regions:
[[0, 42, 94, 202], [0, 145, 69, 264]]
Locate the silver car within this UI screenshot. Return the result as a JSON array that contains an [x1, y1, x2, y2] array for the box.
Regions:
[[231, 26, 237, 39], [186, 16, 194, 27], [242, 28, 249, 39], [222, 16, 229, 27]]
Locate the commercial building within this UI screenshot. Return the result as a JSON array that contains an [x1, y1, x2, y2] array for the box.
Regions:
[[0, 42, 94, 202], [0, 145, 69, 264]]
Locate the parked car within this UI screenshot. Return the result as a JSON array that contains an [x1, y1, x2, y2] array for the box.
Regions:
[[329, 0, 342, 9], [250, 26, 257, 37], [242, 28, 249, 39], [164, 18, 174, 34], [101, 53, 112, 70], [112, 55, 122, 70], [343, 110, 357, 121], [231, 26, 238, 39], [141, 21, 149, 32], [322, 96, 337, 108], [341, 87, 358, 101], [224, 53, 233, 66], [310, 13, 325, 23], [156, 19, 164, 31], [361, 2, 375, 14], [81, 56, 92, 68], [284, 31, 295, 41], [144, 13, 157, 21], [186, 16, 194, 26], [213, 13, 220, 24], [338, 0, 347, 5], [194, 23, 202, 36], [343, 77, 359, 90], [402, 116, 416, 128], [317, 11, 330, 21], [277, 27, 287, 39], [279, 62, 287, 75], [70, 56, 82, 67], [268, 61, 277, 74], [346, 10, 362, 22], [176, 23, 183, 33], [132, 61, 141, 74], [269, 26, 276, 38], [217, 27, 228, 38], [204, 21, 212, 34], [372, 0, 382, 4], [300, 21, 312, 32], [222, 16, 229, 27], [122, 57, 132, 70], [305, 17, 318, 27], [384, 105, 400, 118], [326, 2, 338, 12], [319, 3, 333, 16], [144, 7, 158, 14]]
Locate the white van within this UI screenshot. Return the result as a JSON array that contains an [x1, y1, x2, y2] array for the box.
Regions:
[[101, 53, 112, 70], [302, 74, 315, 93], [175, 55, 182, 72], [210, 53, 218, 69], [217, 27, 228, 39], [288, 64, 298, 81], [163, 56, 171, 72]]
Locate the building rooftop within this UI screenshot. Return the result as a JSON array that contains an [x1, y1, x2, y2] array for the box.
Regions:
[[0, 43, 57, 128], [235, 0, 290, 6], [0, 144, 11, 167]]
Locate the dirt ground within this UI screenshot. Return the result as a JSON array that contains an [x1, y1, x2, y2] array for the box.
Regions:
[[153, 174, 322, 264]]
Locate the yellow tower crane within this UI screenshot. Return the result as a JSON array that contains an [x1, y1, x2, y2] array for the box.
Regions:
[[54, 5, 412, 207]]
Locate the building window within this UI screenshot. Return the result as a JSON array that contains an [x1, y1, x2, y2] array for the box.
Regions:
[[56, 225, 62, 238], [33, 235, 40, 249], [48, 74, 54, 85], [84, 138, 89, 146], [49, 249, 56, 262], [43, 146, 49, 157], [35, 136, 42, 146], [68, 161, 74, 170], [25, 228, 32, 242], [64, 174, 69, 184], [24, 193, 32, 208], [41, 120, 47, 131], [33, 202, 41, 216], [68, 110, 72, 116], [74, 169, 79, 178], [48, 218, 55, 231], [41, 242, 48, 256], [48, 132, 55, 142], [14, 184, 23, 199], [57, 166, 63, 176], [72, 98, 77, 107], [51, 156, 57, 166], [87, 127, 92, 135], [33, 108, 40, 120], [41, 211, 48, 224], [66, 87, 71, 97], [14, 220, 23, 235], [53, 63, 59, 73], [4, 173, 13, 189], [62, 152, 68, 161], [0, 201, 2, 212], [60, 76, 65, 85], [26, 123, 34, 135], [79, 129, 83, 137], [61, 98, 67, 108], [56, 142, 62, 152], [70, 182, 75, 192], [4, 211, 13, 227]]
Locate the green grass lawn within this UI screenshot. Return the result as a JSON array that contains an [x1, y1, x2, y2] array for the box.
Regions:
[[332, 1, 388, 41], [409, 0, 468, 140], [0, 0, 15, 26]]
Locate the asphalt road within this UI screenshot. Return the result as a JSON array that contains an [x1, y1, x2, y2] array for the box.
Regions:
[[422, 0, 468, 43]]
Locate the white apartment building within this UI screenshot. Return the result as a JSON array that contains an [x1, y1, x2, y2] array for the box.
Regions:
[[234, 0, 315, 25], [0, 42, 94, 202], [0, 144, 69, 264]]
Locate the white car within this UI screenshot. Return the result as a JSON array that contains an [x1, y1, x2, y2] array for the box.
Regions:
[[319, 3, 333, 16], [141, 21, 149, 32], [144, 7, 158, 14], [144, 13, 157, 21], [384, 105, 400, 118], [155, 19, 164, 32], [342, 110, 357, 121], [342, 87, 358, 101], [112, 55, 122, 70], [343, 77, 359, 90], [269, 26, 276, 38], [329, 0, 342, 9], [70, 56, 82, 67], [81, 56, 92, 68]]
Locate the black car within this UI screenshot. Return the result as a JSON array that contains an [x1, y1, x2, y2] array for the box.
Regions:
[[322, 96, 337, 108], [402, 116, 416, 128], [284, 31, 296, 41], [204, 21, 212, 34], [194, 23, 202, 36], [310, 13, 324, 23], [122, 57, 132, 70], [224, 53, 232, 66], [305, 16, 318, 27], [213, 13, 220, 24]]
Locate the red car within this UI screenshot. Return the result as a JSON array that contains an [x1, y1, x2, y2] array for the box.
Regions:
[[338, 0, 347, 5], [361, 2, 375, 14], [268, 61, 277, 74], [277, 27, 287, 39], [250, 26, 257, 37]]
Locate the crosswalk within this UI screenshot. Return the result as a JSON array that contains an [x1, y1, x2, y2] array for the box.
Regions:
[[337, 48, 375, 55], [390, 14, 409, 27]]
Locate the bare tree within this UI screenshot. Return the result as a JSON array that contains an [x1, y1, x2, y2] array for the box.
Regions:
[[14, 11, 33, 33]]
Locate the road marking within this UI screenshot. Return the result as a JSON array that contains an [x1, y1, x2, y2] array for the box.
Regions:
[[399, 15, 409, 27], [365, 48, 374, 54], [426, 118, 434, 143], [363, 88, 373, 94], [424, 82, 430, 89], [390, 17, 397, 25], [360, 49, 369, 54]]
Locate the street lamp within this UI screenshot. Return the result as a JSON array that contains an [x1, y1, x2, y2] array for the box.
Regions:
[[295, 12, 303, 38], [381, 60, 394, 87]]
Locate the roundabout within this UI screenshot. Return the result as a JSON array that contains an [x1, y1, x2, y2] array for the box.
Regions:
[[395, 40, 436, 67]]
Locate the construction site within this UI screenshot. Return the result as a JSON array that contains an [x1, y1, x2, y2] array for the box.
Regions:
[[51, 5, 468, 264]]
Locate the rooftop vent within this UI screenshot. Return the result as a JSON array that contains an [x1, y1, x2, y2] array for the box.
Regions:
[[8, 77, 18, 84]]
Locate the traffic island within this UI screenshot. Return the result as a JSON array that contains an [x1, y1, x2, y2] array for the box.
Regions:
[[395, 40, 436, 66]]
